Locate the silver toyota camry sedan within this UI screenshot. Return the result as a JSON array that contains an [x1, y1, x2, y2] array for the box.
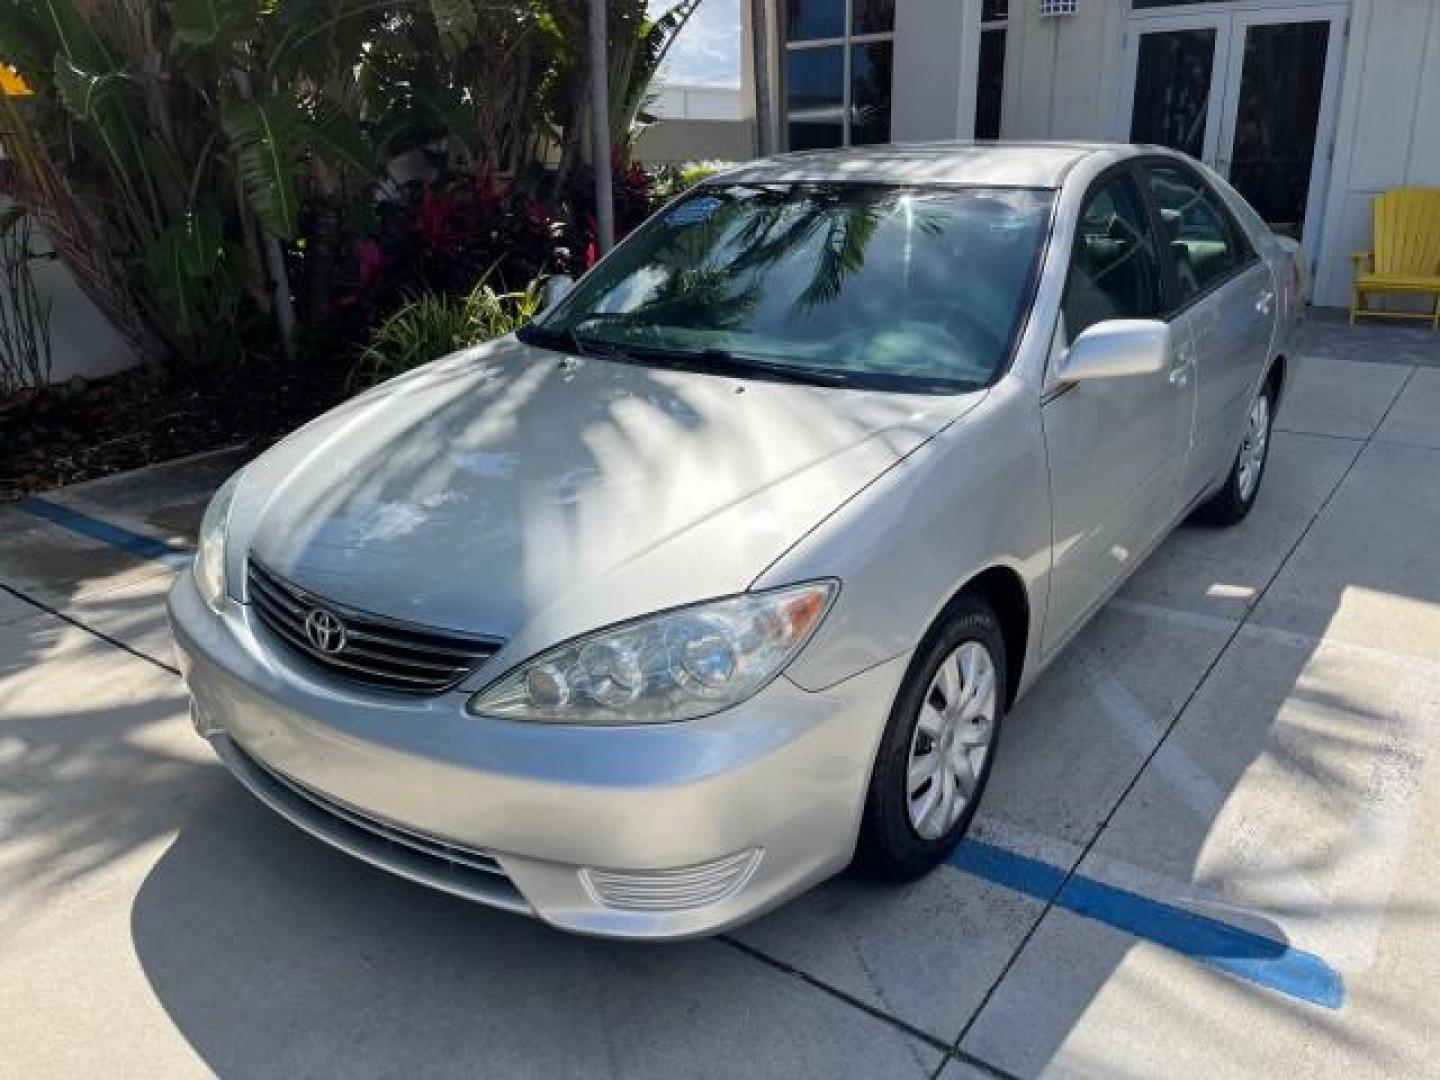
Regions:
[[169, 143, 1299, 939]]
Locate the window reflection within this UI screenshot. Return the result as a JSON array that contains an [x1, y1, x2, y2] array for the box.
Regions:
[[1130, 28, 1216, 159], [851, 42, 893, 145], [786, 0, 844, 42], [537, 185, 1054, 392]]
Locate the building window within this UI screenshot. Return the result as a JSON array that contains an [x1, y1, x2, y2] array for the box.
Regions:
[[975, 0, 1007, 140], [784, 0, 894, 149]]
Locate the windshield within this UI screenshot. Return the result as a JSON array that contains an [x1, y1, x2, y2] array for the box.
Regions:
[[523, 183, 1054, 393]]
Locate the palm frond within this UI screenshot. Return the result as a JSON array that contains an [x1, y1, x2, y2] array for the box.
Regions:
[[222, 97, 302, 238]]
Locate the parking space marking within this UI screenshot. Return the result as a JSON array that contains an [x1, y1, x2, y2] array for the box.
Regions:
[[950, 839, 1345, 1009], [12, 498, 1355, 1011], [9, 471, 1390, 1019], [1074, 647, 1332, 912], [15, 496, 192, 566]]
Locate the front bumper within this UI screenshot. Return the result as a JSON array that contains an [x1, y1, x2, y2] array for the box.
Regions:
[[168, 571, 906, 939]]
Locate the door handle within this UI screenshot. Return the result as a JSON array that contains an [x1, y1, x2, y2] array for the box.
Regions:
[[1256, 290, 1275, 315], [1168, 350, 1193, 388]]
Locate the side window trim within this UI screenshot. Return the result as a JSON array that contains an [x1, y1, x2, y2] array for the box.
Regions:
[[1133, 160, 1187, 317], [1139, 157, 1261, 316]]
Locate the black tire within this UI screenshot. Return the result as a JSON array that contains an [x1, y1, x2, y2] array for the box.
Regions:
[[1193, 376, 1277, 527], [854, 596, 1006, 882]]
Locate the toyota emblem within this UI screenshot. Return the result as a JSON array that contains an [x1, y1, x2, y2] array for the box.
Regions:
[[303, 607, 348, 655]]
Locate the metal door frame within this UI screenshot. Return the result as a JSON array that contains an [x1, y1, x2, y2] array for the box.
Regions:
[[1115, 2, 1349, 268]]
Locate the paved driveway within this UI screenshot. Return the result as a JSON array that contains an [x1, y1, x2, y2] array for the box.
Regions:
[[3, 350, 1440, 1078]]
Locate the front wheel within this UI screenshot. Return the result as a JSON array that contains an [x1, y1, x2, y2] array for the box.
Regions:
[[854, 597, 1005, 881], [1194, 379, 1275, 526]]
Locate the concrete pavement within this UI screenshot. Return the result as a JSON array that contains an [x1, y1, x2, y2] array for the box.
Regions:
[[3, 345, 1440, 1078]]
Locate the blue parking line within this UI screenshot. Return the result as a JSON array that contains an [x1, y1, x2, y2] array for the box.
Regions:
[[16, 496, 192, 564], [952, 839, 1345, 1009]]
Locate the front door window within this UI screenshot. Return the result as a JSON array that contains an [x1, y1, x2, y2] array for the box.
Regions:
[[1062, 172, 1167, 342]]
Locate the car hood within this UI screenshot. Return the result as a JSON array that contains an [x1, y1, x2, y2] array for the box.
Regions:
[[229, 337, 983, 667]]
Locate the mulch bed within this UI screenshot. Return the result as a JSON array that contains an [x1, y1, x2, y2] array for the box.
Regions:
[[1, 356, 350, 502]]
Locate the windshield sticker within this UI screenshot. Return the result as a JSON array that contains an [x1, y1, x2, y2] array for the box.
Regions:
[[665, 196, 722, 227]]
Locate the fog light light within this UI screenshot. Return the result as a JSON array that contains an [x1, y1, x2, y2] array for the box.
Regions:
[[581, 849, 763, 911]]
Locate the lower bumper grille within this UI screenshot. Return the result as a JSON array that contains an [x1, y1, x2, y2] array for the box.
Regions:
[[215, 736, 530, 915]]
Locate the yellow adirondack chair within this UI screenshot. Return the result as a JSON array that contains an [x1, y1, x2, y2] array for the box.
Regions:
[[1350, 187, 1440, 328]]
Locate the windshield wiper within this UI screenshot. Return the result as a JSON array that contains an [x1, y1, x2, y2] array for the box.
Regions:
[[703, 350, 852, 386], [631, 346, 853, 387], [516, 322, 631, 360], [519, 327, 850, 387]]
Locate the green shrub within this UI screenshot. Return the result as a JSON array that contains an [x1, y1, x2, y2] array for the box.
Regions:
[[652, 160, 724, 201], [349, 275, 543, 391]]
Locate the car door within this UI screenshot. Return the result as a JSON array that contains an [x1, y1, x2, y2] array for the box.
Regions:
[[1040, 167, 1197, 658], [1143, 161, 1274, 503]]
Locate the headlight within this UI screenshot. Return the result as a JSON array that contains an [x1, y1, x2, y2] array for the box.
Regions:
[[193, 472, 241, 613], [469, 581, 838, 724]]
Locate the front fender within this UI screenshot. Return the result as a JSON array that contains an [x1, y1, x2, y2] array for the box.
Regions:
[[754, 378, 1051, 694]]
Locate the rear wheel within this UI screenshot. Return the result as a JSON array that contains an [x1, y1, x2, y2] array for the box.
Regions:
[[855, 597, 1005, 881], [1194, 378, 1275, 526]]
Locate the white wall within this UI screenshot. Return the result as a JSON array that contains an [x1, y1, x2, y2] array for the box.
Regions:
[[1312, 0, 1440, 306], [633, 119, 755, 163], [891, 0, 980, 141], [0, 201, 137, 387], [999, 1, 1123, 142], [649, 84, 745, 121]]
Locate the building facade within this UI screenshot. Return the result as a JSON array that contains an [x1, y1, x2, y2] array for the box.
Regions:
[[744, 0, 1440, 308], [635, 84, 753, 164]]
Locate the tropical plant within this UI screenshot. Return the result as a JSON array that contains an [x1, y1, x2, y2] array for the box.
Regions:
[[0, 0, 696, 372], [349, 271, 544, 390], [651, 160, 721, 200], [0, 206, 53, 394], [0, 0, 385, 365]]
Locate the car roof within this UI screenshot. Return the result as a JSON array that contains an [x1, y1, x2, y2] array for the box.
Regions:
[[708, 141, 1132, 190]]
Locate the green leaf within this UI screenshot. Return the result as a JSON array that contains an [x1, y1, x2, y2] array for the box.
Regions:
[[139, 208, 241, 340], [34, 0, 110, 70], [52, 55, 148, 190], [52, 55, 127, 122], [175, 207, 225, 278], [222, 98, 302, 239], [305, 99, 378, 180], [167, 0, 252, 48]]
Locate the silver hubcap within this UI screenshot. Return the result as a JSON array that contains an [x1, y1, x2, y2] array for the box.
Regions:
[[1237, 393, 1270, 502], [906, 641, 997, 840]]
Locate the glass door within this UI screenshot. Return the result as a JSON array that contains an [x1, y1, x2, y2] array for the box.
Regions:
[[1120, 4, 1346, 267], [1216, 9, 1346, 256], [1123, 13, 1231, 167]]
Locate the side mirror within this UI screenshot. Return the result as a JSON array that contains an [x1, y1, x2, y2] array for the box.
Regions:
[[1055, 319, 1171, 382], [542, 274, 575, 312]]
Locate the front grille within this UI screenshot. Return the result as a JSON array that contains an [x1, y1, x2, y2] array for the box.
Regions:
[[246, 559, 501, 693]]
